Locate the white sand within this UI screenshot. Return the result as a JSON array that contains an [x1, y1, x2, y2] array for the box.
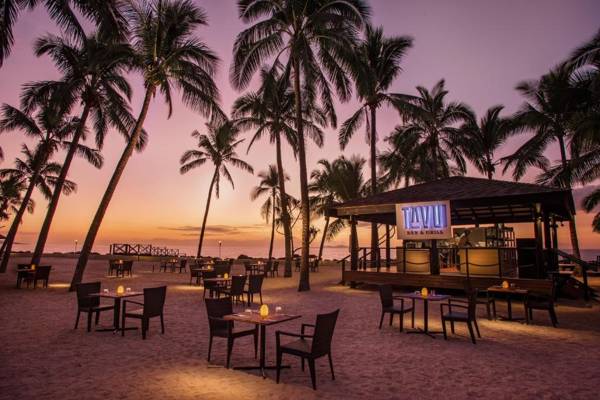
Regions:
[[1, 256, 599, 400]]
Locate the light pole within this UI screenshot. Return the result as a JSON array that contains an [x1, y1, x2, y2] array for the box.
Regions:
[[74, 240, 78, 254], [218, 240, 222, 259]]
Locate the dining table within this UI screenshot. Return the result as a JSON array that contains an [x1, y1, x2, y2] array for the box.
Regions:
[[16, 267, 34, 288], [396, 292, 450, 338], [487, 285, 529, 321], [224, 311, 301, 378], [89, 290, 143, 332]]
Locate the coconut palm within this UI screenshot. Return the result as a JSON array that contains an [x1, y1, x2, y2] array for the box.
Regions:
[[379, 126, 427, 188], [0, 0, 127, 67], [458, 105, 519, 180], [25, 32, 136, 266], [180, 119, 253, 258], [233, 65, 325, 277], [400, 79, 472, 181], [71, 0, 223, 290], [232, 0, 370, 291], [251, 165, 288, 261], [0, 175, 29, 222], [338, 24, 413, 260], [0, 145, 76, 265], [503, 65, 587, 258], [0, 100, 101, 271], [310, 159, 337, 262]]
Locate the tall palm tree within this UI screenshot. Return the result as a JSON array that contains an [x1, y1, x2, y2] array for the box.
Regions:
[[26, 32, 135, 266], [379, 125, 429, 188], [0, 101, 100, 272], [459, 105, 519, 180], [310, 159, 337, 262], [0, 145, 76, 266], [232, 0, 370, 291], [338, 24, 413, 261], [233, 65, 325, 277], [251, 165, 288, 261], [401, 79, 472, 181], [71, 0, 223, 290], [180, 118, 253, 258], [503, 65, 587, 258], [0, 0, 127, 67], [0, 174, 29, 223]]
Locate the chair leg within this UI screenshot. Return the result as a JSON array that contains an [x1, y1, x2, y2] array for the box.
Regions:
[[308, 358, 317, 390], [226, 337, 233, 368], [254, 330, 258, 359], [328, 352, 335, 380], [549, 307, 558, 327], [389, 312, 393, 326], [378, 311, 385, 329], [87, 311, 93, 332], [95, 311, 100, 325], [160, 314, 165, 334], [301, 357, 305, 371], [276, 350, 282, 383], [492, 300, 497, 319], [467, 322, 476, 344], [207, 335, 213, 362], [121, 314, 126, 336], [74, 310, 80, 329], [525, 307, 530, 325], [473, 319, 481, 338], [399, 312, 404, 332], [142, 319, 148, 339], [411, 308, 415, 328], [259, 292, 263, 304], [486, 302, 491, 320], [450, 320, 455, 334], [442, 318, 447, 340]]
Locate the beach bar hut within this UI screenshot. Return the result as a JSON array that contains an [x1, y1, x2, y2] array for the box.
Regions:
[[327, 177, 575, 292]]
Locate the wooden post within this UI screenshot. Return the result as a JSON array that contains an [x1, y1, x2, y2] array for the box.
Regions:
[[385, 225, 391, 269], [350, 218, 358, 272], [430, 240, 440, 275], [543, 213, 554, 271], [533, 204, 544, 278]]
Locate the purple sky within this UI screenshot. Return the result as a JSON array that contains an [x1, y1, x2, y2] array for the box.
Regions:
[[1, 0, 599, 255]]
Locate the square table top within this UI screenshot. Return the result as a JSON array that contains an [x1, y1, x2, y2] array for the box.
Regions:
[[396, 293, 451, 302], [90, 291, 143, 299], [224, 311, 301, 326], [487, 286, 529, 295], [203, 277, 231, 283], [16, 268, 35, 273]]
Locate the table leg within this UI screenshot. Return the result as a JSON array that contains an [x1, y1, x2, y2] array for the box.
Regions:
[[507, 296, 513, 320], [423, 300, 429, 333], [260, 325, 266, 377], [113, 298, 121, 330]]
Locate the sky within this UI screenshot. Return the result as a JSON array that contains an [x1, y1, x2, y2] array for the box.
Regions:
[[1, 0, 599, 257]]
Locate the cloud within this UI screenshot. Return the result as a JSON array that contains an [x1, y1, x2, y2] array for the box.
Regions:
[[158, 224, 267, 236]]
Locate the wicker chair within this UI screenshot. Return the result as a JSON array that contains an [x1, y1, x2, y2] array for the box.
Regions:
[[378, 284, 415, 331], [525, 286, 558, 327], [122, 260, 133, 277], [276, 309, 340, 390], [205, 297, 258, 368], [121, 286, 167, 339], [23, 266, 51, 288], [216, 275, 247, 304], [460, 280, 495, 320], [271, 261, 279, 277], [202, 270, 218, 299], [176, 259, 187, 273], [440, 289, 481, 344], [74, 282, 115, 332], [244, 274, 264, 306]]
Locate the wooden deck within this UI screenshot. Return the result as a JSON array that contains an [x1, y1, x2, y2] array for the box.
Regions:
[[343, 269, 554, 295]]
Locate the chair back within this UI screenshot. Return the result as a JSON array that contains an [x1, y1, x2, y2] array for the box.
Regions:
[[123, 260, 133, 271], [378, 284, 394, 308], [205, 297, 233, 332], [230, 275, 247, 296], [35, 266, 51, 279], [465, 288, 479, 319], [76, 282, 101, 308], [248, 274, 264, 293], [143, 286, 167, 317], [244, 261, 252, 274], [264, 261, 273, 274], [272, 261, 279, 272], [214, 261, 230, 276], [295, 259, 301, 269], [203, 270, 217, 280], [310, 309, 340, 357], [18, 263, 31, 269], [180, 259, 187, 269]]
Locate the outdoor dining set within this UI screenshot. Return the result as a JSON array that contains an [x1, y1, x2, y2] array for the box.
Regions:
[[378, 279, 558, 344], [15, 264, 51, 289]]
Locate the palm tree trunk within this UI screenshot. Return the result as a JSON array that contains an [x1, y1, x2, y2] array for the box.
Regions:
[[369, 105, 379, 268], [557, 134, 581, 259], [293, 57, 310, 292], [275, 134, 293, 277], [30, 105, 91, 265], [318, 215, 329, 261], [70, 87, 154, 291], [268, 189, 275, 261], [0, 170, 40, 272], [197, 168, 218, 258], [486, 154, 493, 180], [432, 132, 438, 181]]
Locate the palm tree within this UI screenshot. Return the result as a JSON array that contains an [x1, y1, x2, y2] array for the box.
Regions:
[[232, 0, 370, 291], [401, 79, 472, 181], [338, 24, 413, 261], [71, 0, 223, 290], [0, 175, 29, 222], [180, 118, 253, 258], [26, 32, 135, 266], [0, 145, 76, 266], [459, 106, 519, 180], [0, 101, 100, 272], [251, 165, 288, 261], [233, 65, 325, 277], [503, 65, 587, 258], [0, 0, 127, 67], [309, 160, 336, 262], [379, 126, 429, 188]]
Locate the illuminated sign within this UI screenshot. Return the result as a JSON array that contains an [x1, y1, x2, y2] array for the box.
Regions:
[[396, 200, 452, 240]]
